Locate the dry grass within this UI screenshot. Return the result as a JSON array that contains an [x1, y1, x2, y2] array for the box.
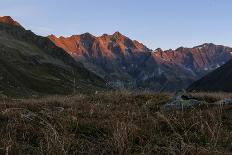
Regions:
[[0, 91, 232, 154]]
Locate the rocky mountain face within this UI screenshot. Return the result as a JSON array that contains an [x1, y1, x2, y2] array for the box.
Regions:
[[153, 44, 232, 76], [0, 16, 105, 97], [188, 59, 232, 92], [48, 32, 232, 91], [49, 33, 188, 91]]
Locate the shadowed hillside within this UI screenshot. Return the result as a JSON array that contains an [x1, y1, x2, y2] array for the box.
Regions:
[[0, 16, 106, 97], [188, 59, 232, 92]]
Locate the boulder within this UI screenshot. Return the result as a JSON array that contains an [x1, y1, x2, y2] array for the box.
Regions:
[[163, 90, 205, 110]]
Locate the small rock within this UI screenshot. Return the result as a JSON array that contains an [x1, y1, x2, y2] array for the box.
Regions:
[[163, 90, 232, 110], [212, 99, 232, 105]]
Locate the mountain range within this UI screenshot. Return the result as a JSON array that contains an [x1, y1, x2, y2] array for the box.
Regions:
[[49, 32, 232, 91], [1, 16, 232, 95]]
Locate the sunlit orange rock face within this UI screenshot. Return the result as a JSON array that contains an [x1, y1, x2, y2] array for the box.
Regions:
[[49, 32, 232, 91], [48, 31, 150, 60], [0, 16, 22, 28]]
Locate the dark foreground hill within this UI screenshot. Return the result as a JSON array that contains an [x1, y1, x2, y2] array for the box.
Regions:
[[0, 16, 105, 97], [188, 59, 232, 92], [0, 92, 231, 154]]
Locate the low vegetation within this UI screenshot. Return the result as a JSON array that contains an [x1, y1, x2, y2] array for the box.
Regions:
[[0, 91, 232, 154]]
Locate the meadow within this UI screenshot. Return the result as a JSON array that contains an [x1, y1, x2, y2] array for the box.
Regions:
[[0, 91, 231, 154]]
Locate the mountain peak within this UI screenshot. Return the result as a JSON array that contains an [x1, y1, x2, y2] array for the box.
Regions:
[[112, 31, 124, 39], [193, 43, 216, 49], [48, 34, 57, 39], [113, 31, 122, 35], [80, 32, 95, 38], [0, 16, 22, 28], [175, 46, 185, 51], [154, 48, 163, 52], [203, 43, 215, 46]]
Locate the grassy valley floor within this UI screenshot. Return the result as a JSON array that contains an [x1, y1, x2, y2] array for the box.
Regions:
[[0, 92, 232, 154]]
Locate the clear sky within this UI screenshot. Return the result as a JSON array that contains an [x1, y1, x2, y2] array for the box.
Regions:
[[0, 0, 231, 50]]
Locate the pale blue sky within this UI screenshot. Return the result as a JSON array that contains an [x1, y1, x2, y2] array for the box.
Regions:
[[0, 0, 231, 50]]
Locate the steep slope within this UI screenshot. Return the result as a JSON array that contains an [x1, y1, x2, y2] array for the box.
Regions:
[[0, 16, 105, 97], [49, 32, 232, 91], [188, 60, 232, 92]]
